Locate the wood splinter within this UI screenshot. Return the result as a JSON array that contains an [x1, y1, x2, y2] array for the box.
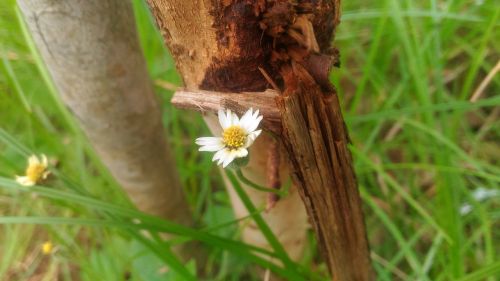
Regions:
[[171, 89, 282, 134]]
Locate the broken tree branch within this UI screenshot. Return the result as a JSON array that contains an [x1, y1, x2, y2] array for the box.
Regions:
[[171, 89, 281, 134]]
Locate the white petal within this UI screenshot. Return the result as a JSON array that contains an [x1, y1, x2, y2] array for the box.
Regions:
[[16, 176, 34, 186], [199, 144, 224, 152], [240, 108, 263, 133], [229, 111, 239, 126], [225, 110, 233, 126], [234, 148, 248, 158], [28, 155, 39, 165], [218, 109, 230, 129], [252, 109, 260, 120], [240, 111, 256, 132], [212, 149, 227, 162], [245, 130, 262, 147], [252, 129, 262, 138], [222, 151, 236, 168], [196, 137, 222, 146], [247, 115, 263, 132], [217, 157, 225, 166], [217, 149, 231, 165], [239, 108, 253, 130], [41, 154, 48, 166]]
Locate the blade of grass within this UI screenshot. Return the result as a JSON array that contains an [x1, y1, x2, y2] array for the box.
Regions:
[[404, 119, 499, 174], [0, 178, 315, 280], [360, 188, 427, 279], [459, 9, 500, 100], [127, 229, 197, 281], [0, 178, 276, 257], [0, 128, 31, 157], [346, 96, 500, 123], [352, 146, 451, 242], [457, 261, 500, 281], [0, 131, 306, 278], [1, 57, 31, 112], [225, 169, 305, 281], [422, 234, 444, 276], [348, 16, 388, 113], [342, 9, 486, 22], [356, 162, 500, 183], [0, 215, 299, 280]]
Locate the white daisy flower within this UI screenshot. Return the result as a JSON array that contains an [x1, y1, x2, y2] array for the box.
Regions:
[[196, 108, 263, 168], [15, 154, 50, 186]]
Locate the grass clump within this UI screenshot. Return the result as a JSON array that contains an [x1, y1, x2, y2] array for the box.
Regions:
[[1, 0, 499, 280]]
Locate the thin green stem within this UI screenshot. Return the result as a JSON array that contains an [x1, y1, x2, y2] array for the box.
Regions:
[[226, 170, 306, 281], [235, 169, 285, 196]]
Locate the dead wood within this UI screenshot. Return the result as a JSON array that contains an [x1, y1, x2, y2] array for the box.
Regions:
[[171, 89, 281, 134], [147, 0, 374, 280]]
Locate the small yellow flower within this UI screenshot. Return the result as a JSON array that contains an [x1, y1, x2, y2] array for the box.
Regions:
[[16, 154, 50, 186], [42, 241, 53, 255]]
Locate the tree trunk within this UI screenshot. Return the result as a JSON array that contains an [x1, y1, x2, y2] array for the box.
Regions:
[[18, 0, 193, 253], [146, 0, 310, 263], [146, 0, 374, 280]]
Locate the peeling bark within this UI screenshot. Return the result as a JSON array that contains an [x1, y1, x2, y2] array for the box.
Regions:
[[18, 0, 193, 250]]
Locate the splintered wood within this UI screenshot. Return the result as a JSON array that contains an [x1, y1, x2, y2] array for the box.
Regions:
[[278, 63, 374, 281], [260, 2, 374, 278], [171, 89, 282, 134]]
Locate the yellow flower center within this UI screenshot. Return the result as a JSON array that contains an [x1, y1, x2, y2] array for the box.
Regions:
[[222, 126, 246, 149], [42, 241, 53, 255], [26, 164, 46, 183]]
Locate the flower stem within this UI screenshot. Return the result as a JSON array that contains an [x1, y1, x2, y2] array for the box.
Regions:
[[235, 169, 284, 196]]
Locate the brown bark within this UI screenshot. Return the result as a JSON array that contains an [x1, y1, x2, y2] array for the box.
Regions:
[[278, 63, 374, 281], [147, 0, 374, 280], [147, 0, 309, 264], [263, 2, 374, 279], [18, 0, 193, 247]]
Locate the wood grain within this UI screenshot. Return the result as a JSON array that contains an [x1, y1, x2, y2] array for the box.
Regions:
[[278, 63, 374, 281], [171, 89, 281, 134]]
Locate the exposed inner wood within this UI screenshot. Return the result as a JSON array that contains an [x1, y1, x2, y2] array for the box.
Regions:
[[171, 89, 281, 134], [278, 63, 374, 281]]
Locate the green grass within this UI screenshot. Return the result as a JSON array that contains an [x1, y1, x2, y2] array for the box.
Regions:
[[1, 0, 499, 280]]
